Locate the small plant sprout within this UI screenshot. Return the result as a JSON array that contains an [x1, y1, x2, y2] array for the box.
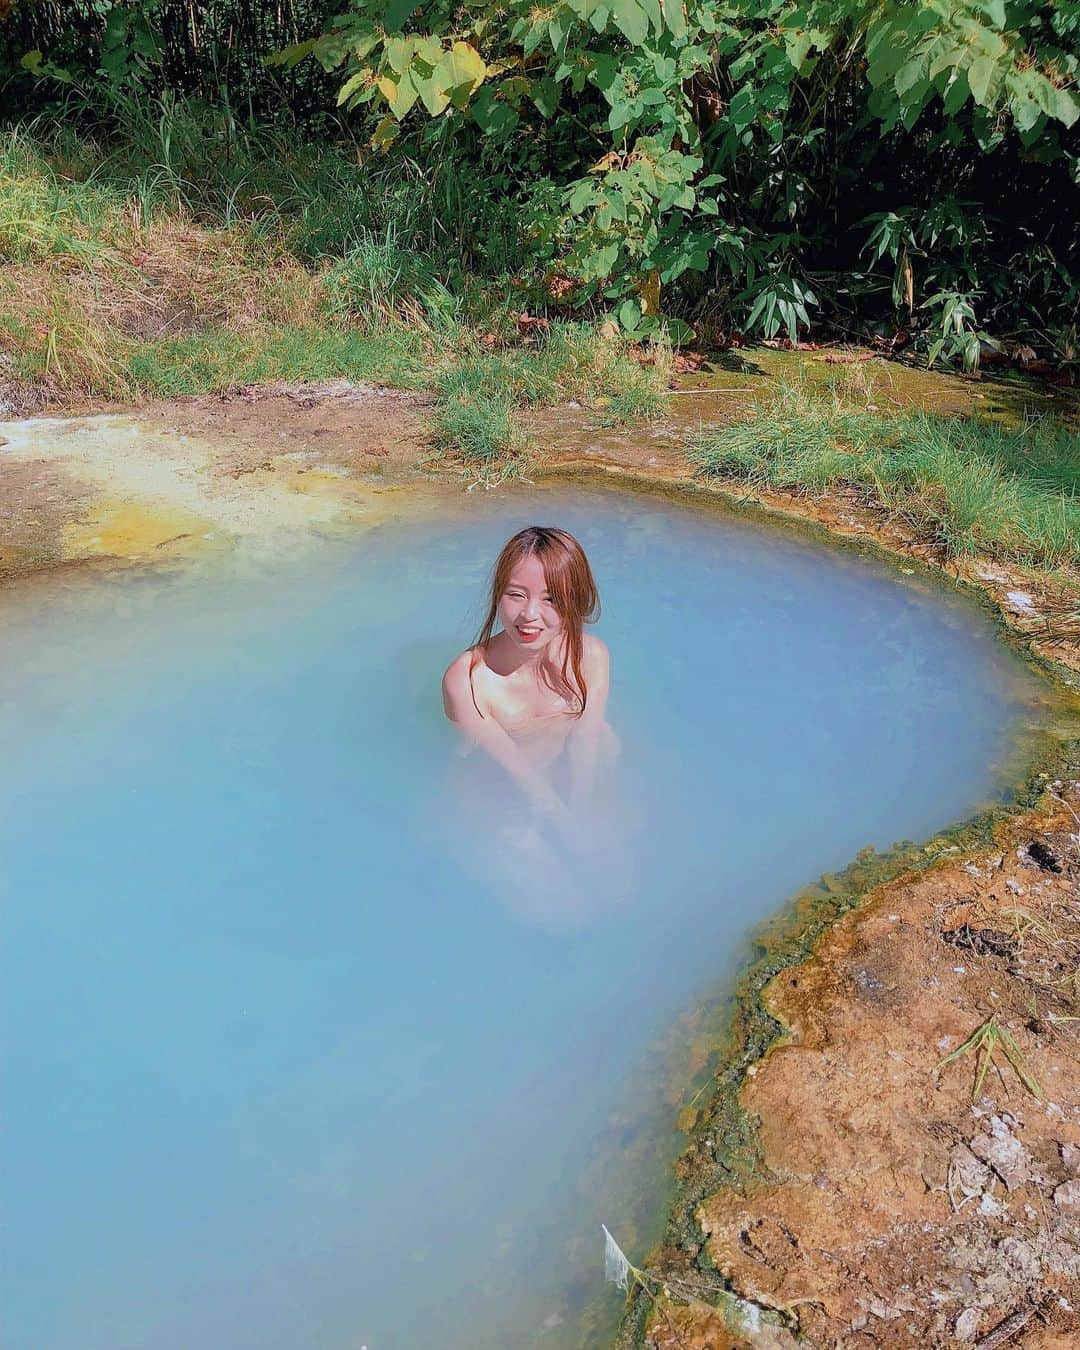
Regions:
[[937, 1014, 1043, 1101]]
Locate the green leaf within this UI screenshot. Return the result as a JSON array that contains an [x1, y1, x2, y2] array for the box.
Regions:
[[532, 77, 561, 117], [899, 76, 931, 130], [384, 0, 420, 33], [942, 68, 970, 115], [337, 70, 369, 107], [608, 98, 637, 132], [377, 69, 419, 118], [596, 240, 621, 274], [1032, 75, 1080, 128], [472, 88, 520, 136], [413, 36, 443, 67], [1012, 95, 1041, 134], [617, 297, 643, 330], [928, 43, 964, 82], [267, 39, 316, 70], [434, 41, 487, 109], [867, 33, 908, 88], [522, 20, 547, 58], [895, 55, 926, 100], [413, 68, 451, 116], [1051, 87, 1079, 129], [662, 0, 687, 39], [370, 115, 400, 152], [974, 0, 1006, 29], [384, 36, 414, 77], [784, 31, 812, 72], [968, 54, 996, 107], [610, 0, 649, 46], [639, 0, 663, 35], [567, 179, 595, 214]]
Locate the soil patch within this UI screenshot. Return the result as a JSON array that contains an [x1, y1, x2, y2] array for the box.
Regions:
[[641, 785, 1080, 1350], [0, 381, 432, 581]]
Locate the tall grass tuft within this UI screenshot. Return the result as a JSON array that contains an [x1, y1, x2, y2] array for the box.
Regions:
[[691, 377, 1080, 576], [0, 120, 670, 454], [432, 390, 524, 474]]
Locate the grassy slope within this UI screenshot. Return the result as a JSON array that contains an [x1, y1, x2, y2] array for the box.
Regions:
[[0, 125, 670, 476], [4, 122, 1077, 581], [690, 371, 1080, 610]]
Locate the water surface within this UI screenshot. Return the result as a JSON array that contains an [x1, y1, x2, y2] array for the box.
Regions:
[[1, 484, 1039, 1349]]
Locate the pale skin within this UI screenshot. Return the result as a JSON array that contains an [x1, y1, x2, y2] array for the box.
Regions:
[[441, 553, 611, 837]]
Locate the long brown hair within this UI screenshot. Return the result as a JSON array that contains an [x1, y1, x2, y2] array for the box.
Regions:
[[470, 526, 600, 716]]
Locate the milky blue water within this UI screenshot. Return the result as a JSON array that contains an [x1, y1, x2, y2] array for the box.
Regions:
[[1, 484, 1039, 1350]]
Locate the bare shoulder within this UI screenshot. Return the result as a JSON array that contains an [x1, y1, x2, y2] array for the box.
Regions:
[[442, 648, 481, 719], [442, 647, 473, 690], [583, 633, 609, 672]]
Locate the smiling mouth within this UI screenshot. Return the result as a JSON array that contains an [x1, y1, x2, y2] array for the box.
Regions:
[[517, 626, 542, 642]]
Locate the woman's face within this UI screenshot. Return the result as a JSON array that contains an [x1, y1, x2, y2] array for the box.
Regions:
[[498, 553, 564, 654]]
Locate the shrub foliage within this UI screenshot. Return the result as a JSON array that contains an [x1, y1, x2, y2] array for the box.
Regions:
[[3, 1, 1079, 354]]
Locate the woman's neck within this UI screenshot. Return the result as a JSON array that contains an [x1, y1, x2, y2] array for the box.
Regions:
[[495, 629, 561, 678]]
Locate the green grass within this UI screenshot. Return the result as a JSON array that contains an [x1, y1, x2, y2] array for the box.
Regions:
[[0, 120, 671, 464], [428, 325, 671, 475], [690, 379, 1080, 577], [937, 1013, 1043, 1101], [122, 326, 431, 398], [432, 391, 523, 474]]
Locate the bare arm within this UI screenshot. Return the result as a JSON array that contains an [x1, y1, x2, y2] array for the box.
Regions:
[[567, 637, 610, 809], [442, 653, 572, 825]]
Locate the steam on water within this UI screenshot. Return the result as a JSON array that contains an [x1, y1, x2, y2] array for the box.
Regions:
[[0, 485, 1036, 1349]]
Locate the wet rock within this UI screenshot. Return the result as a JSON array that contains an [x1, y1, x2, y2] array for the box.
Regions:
[[954, 1307, 981, 1340], [970, 1117, 1032, 1191], [1054, 1180, 1080, 1212]]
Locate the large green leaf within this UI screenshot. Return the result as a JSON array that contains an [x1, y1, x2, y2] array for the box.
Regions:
[[472, 87, 520, 135], [413, 66, 451, 116], [610, 0, 649, 46], [967, 54, 997, 107], [662, 0, 686, 40], [336, 70, 368, 107], [384, 0, 421, 33], [434, 41, 487, 109], [377, 69, 419, 118]]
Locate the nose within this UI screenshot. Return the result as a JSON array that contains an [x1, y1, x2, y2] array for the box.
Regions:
[[522, 595, 542, 621]]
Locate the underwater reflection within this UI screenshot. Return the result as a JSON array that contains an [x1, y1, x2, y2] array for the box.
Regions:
[[442, 722, 636, 931]]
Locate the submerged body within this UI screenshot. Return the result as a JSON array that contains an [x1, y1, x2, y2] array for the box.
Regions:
[[442, 532, 617, 828], [442, 529, 623, 922]]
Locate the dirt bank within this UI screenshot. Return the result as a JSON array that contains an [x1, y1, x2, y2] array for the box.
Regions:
[[0, 379, 431, 581], [640, 781, 1080, 1350], [2, 364, 1077, 1350]]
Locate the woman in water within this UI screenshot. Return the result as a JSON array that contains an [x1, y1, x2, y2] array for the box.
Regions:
[[442, 525, 616, 849]]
